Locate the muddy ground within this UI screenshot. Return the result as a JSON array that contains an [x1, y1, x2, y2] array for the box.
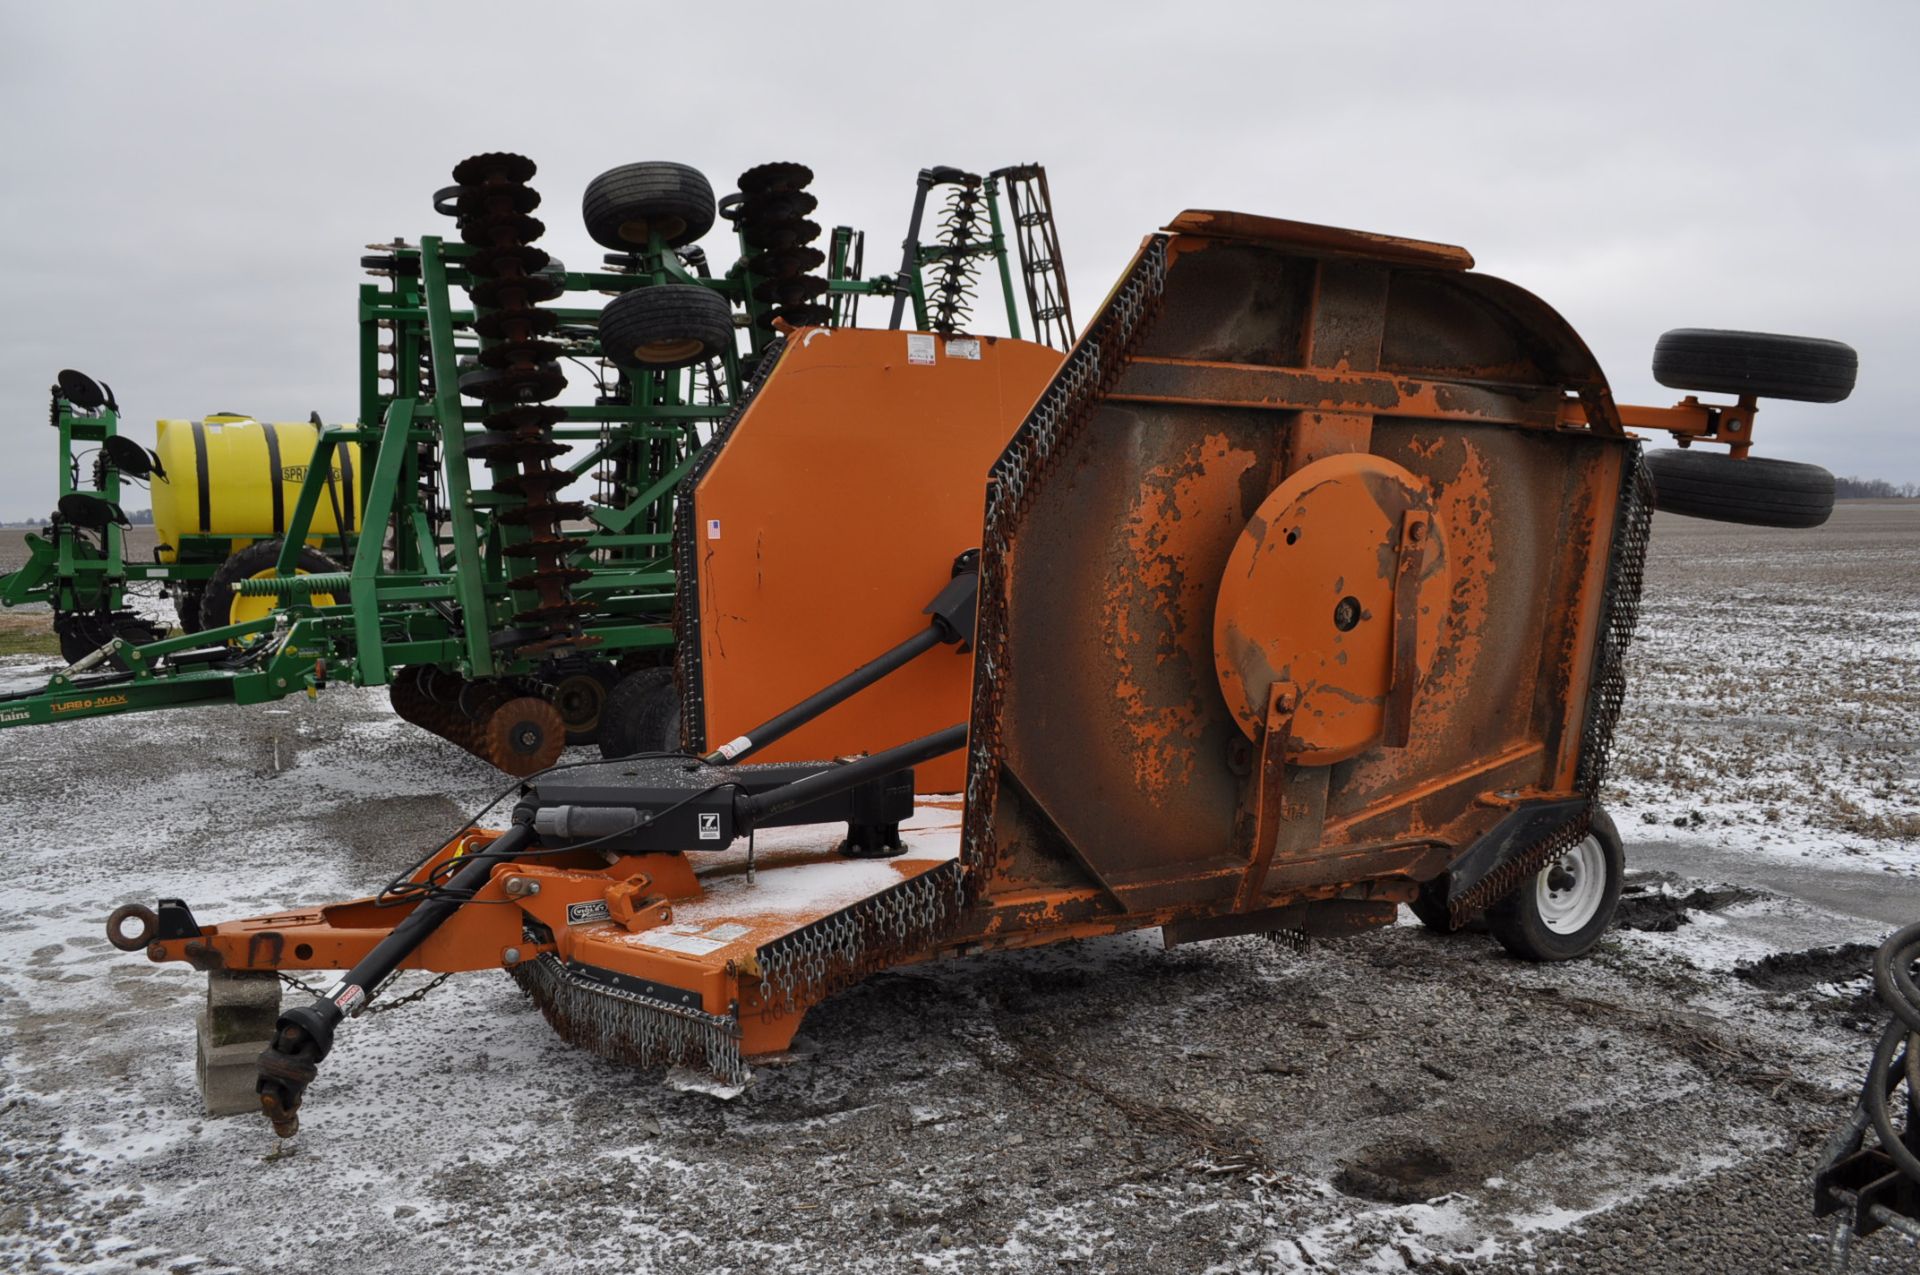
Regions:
[[0, 505, 1915, 1273]]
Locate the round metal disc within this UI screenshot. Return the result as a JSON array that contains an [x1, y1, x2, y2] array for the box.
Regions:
[[467, 273, 563, 308], [479, 696, 566, 776], [1213, 453, 1450, 764], [451, 151, 537, 186], [737, 161, 814, 197], [57, 369, 106, 411]]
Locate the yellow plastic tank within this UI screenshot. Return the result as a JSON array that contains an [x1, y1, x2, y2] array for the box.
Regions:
[[150, 415, 362, 561]]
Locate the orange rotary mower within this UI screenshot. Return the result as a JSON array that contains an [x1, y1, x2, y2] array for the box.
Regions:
[[106, 209, 1854, 1135]]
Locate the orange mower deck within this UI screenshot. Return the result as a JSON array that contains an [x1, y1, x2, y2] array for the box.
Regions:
[[112, 206, 1857, 1133]]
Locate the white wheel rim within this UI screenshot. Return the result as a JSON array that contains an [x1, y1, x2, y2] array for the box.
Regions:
[[1534, 835, 1607, 934]]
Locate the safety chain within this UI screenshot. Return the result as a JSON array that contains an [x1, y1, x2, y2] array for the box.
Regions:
[[512, 954, 747, 1083], [1265, 928, 1311, 955], [1575, 444, 1654, 795], [672, 338, 789, 753], [275, 970, 457, 1016], [753, 860, 965, 1016], [960, 238, 1170, 898], [1446, 442, 1651, 922], [1450, 808, 1592, 925]]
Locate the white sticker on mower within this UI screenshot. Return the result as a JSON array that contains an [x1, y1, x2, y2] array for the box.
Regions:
[[715, 735, 751, 761], [906, 334, 937, 366], [945, 337, 981, 360], [330, 982, 367, 1016], [567, 900, 612, 926], [704, 923, 751, 942], [706, 518, 722, 541], [697, 813, 721, 840], [636, 929, 729, 957]]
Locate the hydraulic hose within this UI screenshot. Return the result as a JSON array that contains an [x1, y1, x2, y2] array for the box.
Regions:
[[1817, 920, 1920, 1257]]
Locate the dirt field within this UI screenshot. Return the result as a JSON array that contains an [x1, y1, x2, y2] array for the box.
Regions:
[[0, 505, 1915, 1274]]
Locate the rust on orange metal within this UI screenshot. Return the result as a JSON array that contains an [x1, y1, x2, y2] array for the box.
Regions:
[[135, 207, 1702, 1082]]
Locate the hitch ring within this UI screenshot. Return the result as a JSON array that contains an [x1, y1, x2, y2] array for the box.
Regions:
[[106, 904, 159, 952]]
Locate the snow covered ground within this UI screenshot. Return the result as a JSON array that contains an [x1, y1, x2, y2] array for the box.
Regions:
[[0, 504, 1914, 1273]]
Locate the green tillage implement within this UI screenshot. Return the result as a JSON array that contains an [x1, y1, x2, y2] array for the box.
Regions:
[[0, 388, 365, 659], [0, 158, 1071, 774]]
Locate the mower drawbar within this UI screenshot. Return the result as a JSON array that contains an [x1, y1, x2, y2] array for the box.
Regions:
[[254, 722, 966, 1137]]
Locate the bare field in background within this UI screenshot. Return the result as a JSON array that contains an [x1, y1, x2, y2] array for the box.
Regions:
[[1610, 502, 1920, 860]]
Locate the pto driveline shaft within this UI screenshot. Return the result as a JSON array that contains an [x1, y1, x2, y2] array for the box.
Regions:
[[255, 820, 536, 1137]]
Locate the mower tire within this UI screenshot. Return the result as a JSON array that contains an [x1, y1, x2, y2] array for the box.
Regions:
[[598, 667, 682, 759], [1488, 807, 1624, 962], [1645, 449, 1835, 529], [199, 540, 348, 631], [583, 162, 716, 251], [1652, 328, 1857, 403], [598, 285, 734, 370]]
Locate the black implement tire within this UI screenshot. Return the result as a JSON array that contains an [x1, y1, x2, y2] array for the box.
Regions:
[[1488, 807, 1624, 963], [199, 540, 348, 630], [550, 663, 618, 747], [173, 585, 206, 634], [598, 285, 734, 370], [1645, 449, 1835, 529], [1652, 329, 1857, 404], [54, 608, 164, 664], [583, 163, 716, 251], [597, 667, 682, 759]]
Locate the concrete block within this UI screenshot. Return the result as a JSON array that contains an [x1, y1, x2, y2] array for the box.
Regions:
[[206, 970, 282, 1011], [203, 971, 281, 1048], [196, 1007, 270, 1119]]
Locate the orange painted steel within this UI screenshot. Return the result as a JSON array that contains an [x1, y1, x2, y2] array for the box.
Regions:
[[682, 328, 1060, 790], [133, 209, 1711, 1082], [1214, 453, 1451, 763]]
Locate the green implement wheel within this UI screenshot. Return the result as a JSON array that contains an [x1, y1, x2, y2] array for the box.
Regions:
[[199, 540, 348, 632]]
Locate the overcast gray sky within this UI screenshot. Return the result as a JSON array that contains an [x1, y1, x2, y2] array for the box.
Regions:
[[2, 1, 1913, 518]]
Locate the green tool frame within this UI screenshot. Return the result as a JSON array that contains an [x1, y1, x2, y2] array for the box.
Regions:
[[0, 160, 1064, 746]]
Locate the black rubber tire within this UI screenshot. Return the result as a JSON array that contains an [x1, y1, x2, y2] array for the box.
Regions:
[[597, 667, 682, 759], [199, 540, 348, 630], [1652, 329, 1857, 404], [53, 609, 165, 664], [1644, 449, 1836, 529], [1487, 807, 1625, 963], [598, 285, 734, 370], [582, 163, 715, 251], [550, 663, 619, 747], [173, 585, 206, 634]]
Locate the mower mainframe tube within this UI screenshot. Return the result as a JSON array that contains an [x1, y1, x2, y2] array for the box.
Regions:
[[249, 724, 961, 1136]]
